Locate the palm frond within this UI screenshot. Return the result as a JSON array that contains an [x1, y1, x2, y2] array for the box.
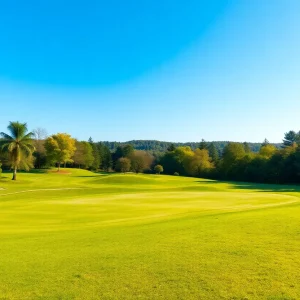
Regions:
[[20, 143, 35, 157], [0, 142, 10, 152], [8, 142, 17, 152], [7, 122, 28, 139], [22, 131, 35, 140], [0, 132, 13, 140]]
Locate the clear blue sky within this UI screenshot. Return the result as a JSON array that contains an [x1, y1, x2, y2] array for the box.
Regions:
[[0, 0, 299, 142]]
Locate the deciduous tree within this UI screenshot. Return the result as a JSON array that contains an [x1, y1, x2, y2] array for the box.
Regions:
[[33, 127, 47, 169], [130, 150, 154, 173], [184, 149, 214, 177], [115, 157, 131, 173], [259, 144, 277, 158], [73, 141, 94, 169], [221, 142, 246, 176], [44, 133, 76, 171]]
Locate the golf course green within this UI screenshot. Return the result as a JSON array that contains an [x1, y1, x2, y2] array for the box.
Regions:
[[0, 169, 299, 299]]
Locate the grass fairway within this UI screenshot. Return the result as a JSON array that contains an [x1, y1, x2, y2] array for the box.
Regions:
[[0, 169, 299, 300]]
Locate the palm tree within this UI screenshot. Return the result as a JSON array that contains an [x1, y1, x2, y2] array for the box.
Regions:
[[0, 122, 35, 180]]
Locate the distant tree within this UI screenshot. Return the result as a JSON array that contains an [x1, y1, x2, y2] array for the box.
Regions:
[[113, 144, 134, 167], [242, 155, 267, 183], [98, 143, 112, 171], [283, 131, 300, 147], [262, 138, 269, 147], [243, 142, 251, 153], [113, 146, 124, 162], [33, 127, 48, 169], [115, 157, 131, 173], [123, 144, 134, 157], [199, 139, 209, 150], [33, 127, 47, 147], [154, 164, 163, 174], [0, 162, 2, 177], [130, 155, 145, 173], [259, 144, 277, 158], [100, 140, 281, 154], [184, 149, 214, 177], [221, 142, 246, 176], [44, 133, 76, 171], [0, 122, 35, 180], [73, 141, 94, 169], [159, 152, 180, 175], [130, 150, 154, 173], [88, 139, 101, 170], [159, 146, 192, 175], [167, 144, 176, 152], [208, 143, 219, 162], [281, 148, 300, 183]]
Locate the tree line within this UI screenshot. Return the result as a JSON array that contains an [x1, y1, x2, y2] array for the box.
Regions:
[[159, 134, 300, 184], [0, 121, 299, 184], [99, 140, 281, 153], [0, 122, 158, 180]]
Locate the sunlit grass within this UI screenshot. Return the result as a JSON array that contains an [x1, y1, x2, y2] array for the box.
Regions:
[[0, 169, 299, 299]]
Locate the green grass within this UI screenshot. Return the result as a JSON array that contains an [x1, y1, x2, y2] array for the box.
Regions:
[[0, 169, 299, 299]]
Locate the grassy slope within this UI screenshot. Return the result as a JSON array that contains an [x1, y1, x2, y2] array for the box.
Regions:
[[0, 169, 299, 299]]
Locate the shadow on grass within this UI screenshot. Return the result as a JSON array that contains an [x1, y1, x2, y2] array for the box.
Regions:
[[74, 172, 115, 178], [2, 169, 49, 175], [75, 175, 99, 178], [73, 171, 116, 178], [195, 180, 300, 193]]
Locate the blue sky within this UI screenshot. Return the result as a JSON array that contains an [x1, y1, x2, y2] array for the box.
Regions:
[[0, 0, 299, 142]]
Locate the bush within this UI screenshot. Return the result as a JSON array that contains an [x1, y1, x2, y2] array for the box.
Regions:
[[154, 164, 163, 174], [174, 172, 179, 176]]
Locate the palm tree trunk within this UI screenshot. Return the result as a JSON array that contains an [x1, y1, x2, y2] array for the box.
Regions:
[[12, 167, 17, 180]]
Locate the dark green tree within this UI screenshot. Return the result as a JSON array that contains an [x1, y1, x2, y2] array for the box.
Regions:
[[208, 143, 219, 162], [97, 143, 112, 171], [199, 139, 209, 150], [122, 144, 134, 157], [283, 131, 300, 147], [243, 142, 251, 153], [262, 138, 269, 146], [88, 137, 101, 170], [167, 144, 176, 152]]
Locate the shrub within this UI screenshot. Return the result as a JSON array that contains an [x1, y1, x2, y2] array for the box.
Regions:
[[154, 164, 163, 174]]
